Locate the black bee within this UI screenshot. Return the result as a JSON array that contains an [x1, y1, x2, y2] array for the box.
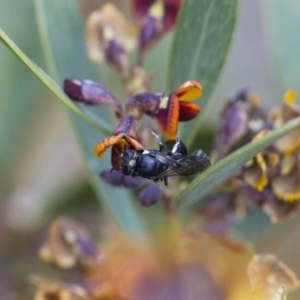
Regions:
[[120, 131, 211, 185]]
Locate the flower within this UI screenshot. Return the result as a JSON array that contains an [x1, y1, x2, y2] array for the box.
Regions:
[[247, 254, 299, 297], [132, 0, 182, 64], [85, 0, 182, 76], [126, 80, 201, 139], [33, 216, 293, 300], [132, 0, 182, 33], [86, 3, 137, 76], [64, 77, 204, 205], [64, 79, 202, 161], [38, 218, 102, 269], [212, 88, 267, 160], [208, 89, 300, 222]]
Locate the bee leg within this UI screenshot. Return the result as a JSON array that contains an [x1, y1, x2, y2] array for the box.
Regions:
[[176, 130, 180, 143], [150, 130, 164, 152], [163, 176, 168, 186]]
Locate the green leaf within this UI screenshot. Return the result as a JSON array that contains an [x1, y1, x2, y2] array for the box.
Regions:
[[0, 0, 44, 183], [0, 28, 112, 135], [168, 0, 240, 145], [175, 116, 300, 210], [261, 1, 300, 94]]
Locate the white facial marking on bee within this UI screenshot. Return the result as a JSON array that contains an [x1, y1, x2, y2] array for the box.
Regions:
[[129, 160, 136, 167]]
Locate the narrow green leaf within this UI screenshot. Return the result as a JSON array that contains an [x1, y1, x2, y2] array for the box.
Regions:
[[0, 28, 112, 135], [261, 1, 300, 94], [168, 0, 239, 145], [175, 116, 300, 210], [0, 0, 43, 183]]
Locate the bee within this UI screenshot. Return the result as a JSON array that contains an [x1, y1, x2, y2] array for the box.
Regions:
[[120, 131, 211, 185]]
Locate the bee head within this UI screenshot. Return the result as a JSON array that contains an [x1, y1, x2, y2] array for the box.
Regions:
[[168, 140, 188, 156], [120, 149, 136, 175]]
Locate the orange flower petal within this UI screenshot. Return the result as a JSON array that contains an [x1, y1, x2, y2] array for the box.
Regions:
[[111, 135, 144, 169], [122, 135, 144, 149], [111, 140, 131, 169], [94, 133, 144, 160], [175, 80, 202, 101], [178, 101, 201, 121], [155, 93, 179, 139], [94, 133, 125, 158]]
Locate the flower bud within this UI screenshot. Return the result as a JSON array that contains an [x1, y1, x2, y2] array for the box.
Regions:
[[137, 1, 164, 64], [138, 184, 162, 206], [133, 0, 182, 39], [100, 169, 145, 188], [64, 79, 120, 107]]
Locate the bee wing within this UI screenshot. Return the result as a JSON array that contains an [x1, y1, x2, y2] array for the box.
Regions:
[[154, 150, 211, 179]]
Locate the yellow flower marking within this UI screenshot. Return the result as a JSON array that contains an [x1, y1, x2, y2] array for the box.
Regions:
[[284, 89, 297, 105], [149, 0, 165, 19]]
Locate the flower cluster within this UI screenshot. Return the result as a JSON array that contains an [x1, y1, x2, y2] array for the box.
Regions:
[[63, 0, 206, 207], [85, 0, 181, 88], [32, 217, 299, 300], [31, 1, 300, 299], [64, 78, 202, 205], [205, 89, 300, 223]]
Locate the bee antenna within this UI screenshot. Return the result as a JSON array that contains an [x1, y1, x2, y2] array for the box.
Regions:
[[171, 130, 181, 154], [176, 130, 180, 143]]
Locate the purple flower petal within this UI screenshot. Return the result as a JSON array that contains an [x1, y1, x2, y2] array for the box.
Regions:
[[126, 92, 163, 115], [138, 184, 162, 207], [64, 79, 120, 107]]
